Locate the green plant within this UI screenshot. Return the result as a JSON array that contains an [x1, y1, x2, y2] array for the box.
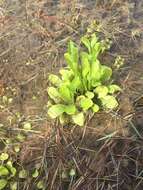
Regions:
[[47, 34, 121, 126], [0, 152, 17, 190]]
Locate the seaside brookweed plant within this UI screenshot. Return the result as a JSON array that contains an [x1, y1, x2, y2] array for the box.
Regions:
[[47, 34, 121, 126]]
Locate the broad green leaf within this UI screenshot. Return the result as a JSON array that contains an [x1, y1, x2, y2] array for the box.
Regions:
[[47, 87, 61, 103], [91, 34, 98, 48], [14, 145, 20, 153], [100, 65, 112, 81], [80, 97, 93, 111], [7, 160, 17, 176], [64, 53, 74, 71], [90, 60, 101, 86], [48, 104, 65, 119], [91, 81, 101, 87], [72, 112, 84, 126], [0, 153, 9, 161], [59, 114, 69, 125], [108, 84, 121, 94], [0, 166, 9, 176], [0, 179, 7, 190], [81, 52, 90, 90], [70, 76, 82, 92], [92, 42, 102, 59], [69, 169, 76, 177], [81, 36, 91, 52], [6, 161, 13, 168], [37, 180, 45, 189], [32, 169, 39, 178], [59, 85, 73, 103], [8, 98, 13, 104], [10, 182, 17, 190], [101, 95, 118, 109], [85, 91, 94, 99], [6, 161, 17, 177], [95, 86, 108, 98], [16, 134, 26, 142], [9, 166, 16, 177], [23, 122, 32, 130], [2, 96, 8, 104], [81, 52, 90, 77], [59, 69, 73, 80], [68, 40, 79, 64], [48, 74, 61, 86], [19, 169, 27, 179], [65, 41, 79, 73], [47, 101, 52, 108], [64, 105, 76, 115], [92, 104, 99, 112], [76, 95, 85, 105]]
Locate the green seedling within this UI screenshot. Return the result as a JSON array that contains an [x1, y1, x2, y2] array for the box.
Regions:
[[0, 156, 17, 190], [47, 33, 121, 126]]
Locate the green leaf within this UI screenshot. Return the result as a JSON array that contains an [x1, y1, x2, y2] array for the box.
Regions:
[[32, 169, 39, 178], [2, 96, 8, 104], [0, 179, 7, 190], [81, 52, 90, 77], [59, 114, 69, 125], [48, 104, 65, 119], [108, 84, 121, 94], [70, 76, 82, 92], [64, 105, 76, 115], [64, 53, 74, 71], [14, 145, 20, 153], [76, 95, 85, 106], [95, 86, 108, 98], [0, 166, 9, 176], [59, 85, 73, 103], [37, 180, 45, 189], [69, 169, 76, 177], [92, 42, 102, 58], [91, 81, 101, 87], [19, 169, 28, 179], [81, 36, 91, 52], [80, 97, 93, 111], [90, 60, 101, 87], [47, 87, 61, 103], [6, 161, 17, 177], [101, 95, 118, 109], [100, 65, 112, 81], [81, 52, 90, 90], [91, 34, 98, 48], [68, 40, 79, 64], [85, 91, 94, 99], [0, 153, 9, 161], [72, 112, 84, 126], [92, 104, 99, 112], [16, 134, 25, 142], [10, 182, 17, 190], [48, 74, 61, 86], [23, 122, 32, 130], [59, 69, 73, 81], [65, 41, 79, 73]]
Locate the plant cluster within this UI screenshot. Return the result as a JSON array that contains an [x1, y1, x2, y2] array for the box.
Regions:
[[0, 153, 17, 190], [47, 34, 121, 126]]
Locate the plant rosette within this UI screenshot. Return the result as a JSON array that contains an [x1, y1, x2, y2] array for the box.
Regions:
[[47, 33, 121, 127]]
